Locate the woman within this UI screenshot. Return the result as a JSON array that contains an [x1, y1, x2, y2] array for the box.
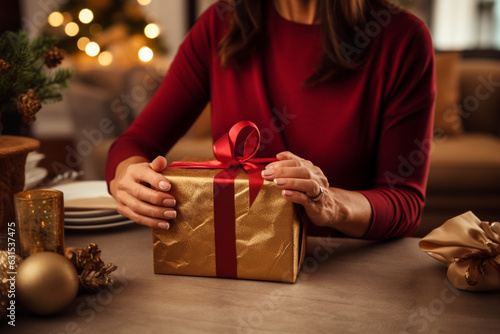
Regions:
[[106, 0, 436, 239]]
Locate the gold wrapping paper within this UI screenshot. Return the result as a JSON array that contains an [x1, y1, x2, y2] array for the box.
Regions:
[[153, 165, 306, 283], [419, 211, 500, 291]]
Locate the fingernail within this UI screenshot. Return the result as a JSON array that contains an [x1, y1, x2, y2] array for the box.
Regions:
[[274, 178, 286, 186], [159, 181, 170, 190], [261, 169, 274, 177], [163, 198, 176, 207], [164, 210, 177, 219], [283, 190, 293, 197], [158, 222, 170, 230]]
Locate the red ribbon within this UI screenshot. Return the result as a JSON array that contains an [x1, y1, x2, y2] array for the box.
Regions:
[[169, 121, 277, 278]]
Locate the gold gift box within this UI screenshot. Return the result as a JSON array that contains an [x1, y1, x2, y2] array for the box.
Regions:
[[153, 165, 306, 283]]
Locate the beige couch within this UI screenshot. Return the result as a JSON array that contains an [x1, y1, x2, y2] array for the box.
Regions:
[[416, 57, 500, 236], [85, 57, 500, 237]]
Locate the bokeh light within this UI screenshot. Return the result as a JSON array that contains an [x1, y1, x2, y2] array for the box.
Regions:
[[144, 23, 160, 39], [77, 37, 90, 51], [48, 12, 64, 27], [138, 46, 153, 62], [137, 0, 152, 5], [78, 9, 94, 24], [98, 51, 113, 66], [65, 22, 79, 37], [85, 42, 100, 57]]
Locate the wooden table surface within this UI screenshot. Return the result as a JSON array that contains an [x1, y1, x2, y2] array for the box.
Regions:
[[2, 224, 499, 333]]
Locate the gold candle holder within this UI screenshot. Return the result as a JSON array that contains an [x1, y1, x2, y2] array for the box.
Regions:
[[14, 189, 64, 259]]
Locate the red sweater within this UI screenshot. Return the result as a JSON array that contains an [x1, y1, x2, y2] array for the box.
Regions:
[[106, 2, 436, 240]]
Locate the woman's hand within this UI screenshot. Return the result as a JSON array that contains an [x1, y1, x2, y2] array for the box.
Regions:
[[109, 156, 176, 229], [261, 152, 337, 227], [261, 151, 372, 237]]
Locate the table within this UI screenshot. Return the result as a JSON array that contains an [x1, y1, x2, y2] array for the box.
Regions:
[[2, 224, 499, 333]]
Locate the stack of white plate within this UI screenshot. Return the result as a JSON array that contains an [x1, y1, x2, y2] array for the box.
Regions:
[[51, 181, 135, 230]]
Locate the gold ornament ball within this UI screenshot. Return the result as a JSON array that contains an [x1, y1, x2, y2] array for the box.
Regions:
[[16, 252, 79, 316]]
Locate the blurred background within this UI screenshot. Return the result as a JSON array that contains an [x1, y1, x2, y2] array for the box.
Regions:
[[1, 0, 499, 235]]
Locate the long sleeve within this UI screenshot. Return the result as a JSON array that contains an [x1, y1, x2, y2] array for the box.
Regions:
[[359, 22, 436, 239], [105, 9, 213, 184], [105, 2, 437, 240]]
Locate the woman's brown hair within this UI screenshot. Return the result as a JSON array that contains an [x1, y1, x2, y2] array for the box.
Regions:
[[218, 0, 389, 85]]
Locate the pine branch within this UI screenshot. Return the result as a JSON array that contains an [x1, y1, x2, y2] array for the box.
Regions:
[[30, 35, 58, 60], [52, 68, 74, 85], [39, 92, 63, 104], [0, 30, 73, 130]]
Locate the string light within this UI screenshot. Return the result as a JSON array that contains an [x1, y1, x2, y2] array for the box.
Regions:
[[98, 51, 113, 66], [85, 42, 100, 57], [48, 12, 64, 27], [56, 3, 161, 64], [144, 23, 160, 39], [78, 9, 94, 24], [77, 37, 90, 51], [65, 22, 79, 37], [138, 46, 153, 62], [137, 0, 152, 5]]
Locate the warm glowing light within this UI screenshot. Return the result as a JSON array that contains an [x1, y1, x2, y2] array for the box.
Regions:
[[77, 37, 90, 51], [98, 51, 113, 66], [144, 23, 160, 39], [48, 12, 64, 27], [65, 22, 79, 37], [85, 42, 100, 57], [78, 9, 94, 24], [138, 46, 153, 62], [137, 0, 152, 5]]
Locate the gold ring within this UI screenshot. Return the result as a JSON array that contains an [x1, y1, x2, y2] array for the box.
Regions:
[[309, 186, 324, 202]]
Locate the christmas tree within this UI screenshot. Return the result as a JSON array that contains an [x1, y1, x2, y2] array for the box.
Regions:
[[42, 0, 166, 67]]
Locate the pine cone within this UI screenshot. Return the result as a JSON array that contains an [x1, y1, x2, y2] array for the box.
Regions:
[[22, 115, 37, 125], [0, 59, 12, 74], [17, 89, 41, 125], [79, 263, 118, 293], [66, 243, 105, 272], [64, 243, 118, 293], [43, 47, 64, 68]]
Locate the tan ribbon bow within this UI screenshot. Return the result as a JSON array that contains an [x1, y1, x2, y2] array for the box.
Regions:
[[419, 211, 500, 291]]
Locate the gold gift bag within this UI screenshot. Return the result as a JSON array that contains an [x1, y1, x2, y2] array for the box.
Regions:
[[152, 121, 306, 283], [419, 211, 500, 291]]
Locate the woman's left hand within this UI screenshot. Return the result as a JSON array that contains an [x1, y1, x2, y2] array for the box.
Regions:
[[261, 151, 338, 227]]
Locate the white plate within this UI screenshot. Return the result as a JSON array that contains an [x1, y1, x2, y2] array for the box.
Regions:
[[24, 167, 48, 190], [52, 180, 111, 200], [51, 181, 116, 209], [64, 220, 135, 230], [65, 209, 118, 218], [65, 213, 127, 225]]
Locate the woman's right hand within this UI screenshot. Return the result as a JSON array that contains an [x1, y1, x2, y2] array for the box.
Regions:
[[109, 155, 176, 229]]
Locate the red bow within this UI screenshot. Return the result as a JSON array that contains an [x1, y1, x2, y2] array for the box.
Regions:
[[169, 121, 277, 278]]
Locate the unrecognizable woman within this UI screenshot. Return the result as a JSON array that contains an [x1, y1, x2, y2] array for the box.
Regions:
[[106, 0, 436, 239]]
